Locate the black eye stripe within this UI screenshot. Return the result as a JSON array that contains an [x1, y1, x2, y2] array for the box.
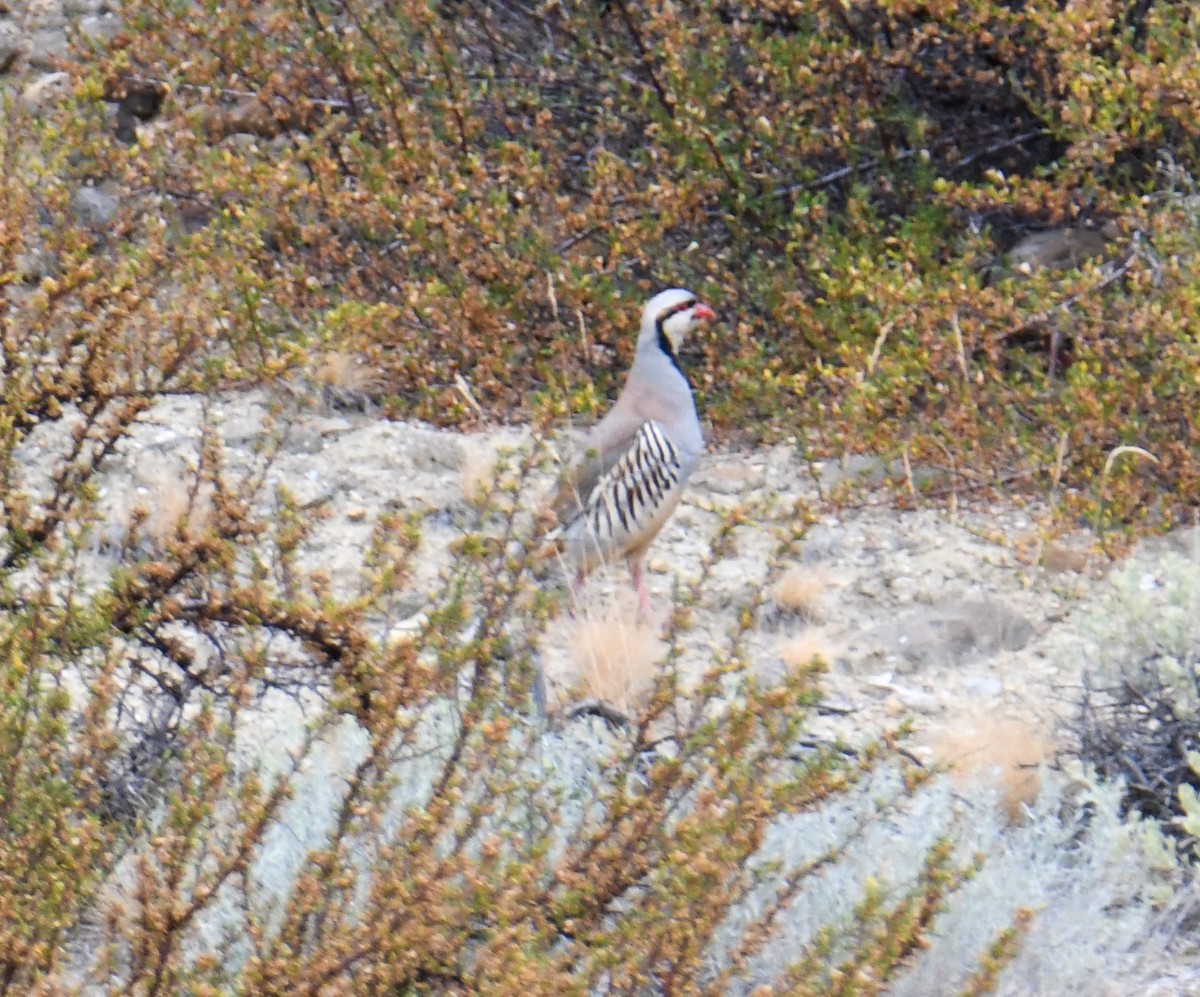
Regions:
[[660, 299, 697, 322]]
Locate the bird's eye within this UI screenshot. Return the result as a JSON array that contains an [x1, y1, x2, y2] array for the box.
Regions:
[[661, 300, 697, 323]]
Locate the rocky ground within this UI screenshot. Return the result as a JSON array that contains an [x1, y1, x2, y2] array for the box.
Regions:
[[2, 0, 120, 102], [6, 0, 1197, 844], [8, 4, 1200, 989], [23, 381, 1180, 821], [22, 380, 1191, 996]]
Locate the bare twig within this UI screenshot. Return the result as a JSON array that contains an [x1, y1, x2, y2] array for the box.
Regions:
[[609, 0, 675, 117], [454, 373, 486, 421], [901, 443, 918, 503], [776, 128, 1045, 197], [866, 321, 892, 375], [950, 311, 969, 380], [577, 308, 591, 364], [949, 129, 1043, 173], [563, 698, 633, 728], [124, 74, 361, 112]]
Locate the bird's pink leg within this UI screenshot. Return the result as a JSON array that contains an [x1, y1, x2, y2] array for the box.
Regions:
[[567, 567, 586, 617], [629, 560, 652, 619]]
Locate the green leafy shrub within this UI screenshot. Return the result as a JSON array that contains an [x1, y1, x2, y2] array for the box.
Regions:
[[4, 0, 1200, 989], [1070, 541, 1200, 853], [95, 0, 1200, 531]]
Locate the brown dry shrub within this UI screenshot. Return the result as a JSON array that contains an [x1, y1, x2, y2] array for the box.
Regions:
[[97, 0, 1200, 531], [4, 4, 1199, 983]]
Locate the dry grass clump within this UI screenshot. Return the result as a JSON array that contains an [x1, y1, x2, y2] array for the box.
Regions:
[[558, 609, 664, 715], [312, 350, 381, 411], [778, 627, 839, 674], [773, 565, 829, 622], [927, 710, 1054, 826]]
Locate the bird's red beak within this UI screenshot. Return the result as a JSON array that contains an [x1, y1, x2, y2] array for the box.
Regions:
[[692, 304, 716, 321]]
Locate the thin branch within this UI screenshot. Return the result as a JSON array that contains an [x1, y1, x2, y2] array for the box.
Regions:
[[609, 0, 675, 117], [777, 128, 1046, 197], [999, 239, 1141, 347]]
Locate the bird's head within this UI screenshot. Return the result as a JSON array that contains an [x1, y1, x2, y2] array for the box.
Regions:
[[639, 288, 716, 360]]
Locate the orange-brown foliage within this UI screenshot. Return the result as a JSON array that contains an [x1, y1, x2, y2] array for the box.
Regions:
[[99, 0, 1200, 531]]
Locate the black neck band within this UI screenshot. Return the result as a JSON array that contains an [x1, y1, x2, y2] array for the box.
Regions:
[[654, 299, 695, 378]]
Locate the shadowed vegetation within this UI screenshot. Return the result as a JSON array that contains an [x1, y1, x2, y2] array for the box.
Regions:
[[94, 0, 1200, 534]]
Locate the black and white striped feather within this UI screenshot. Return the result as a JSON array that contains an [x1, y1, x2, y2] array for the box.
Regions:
[[552, 420, 686, 566]]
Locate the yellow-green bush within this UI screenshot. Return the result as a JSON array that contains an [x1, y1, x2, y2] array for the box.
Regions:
[[3, 0, 1200, 987], [100, 0, 1200, 531]]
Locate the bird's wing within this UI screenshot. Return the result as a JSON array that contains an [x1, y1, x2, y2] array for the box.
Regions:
[[548, 424, 640, 529], [549, 419, 684, 538]]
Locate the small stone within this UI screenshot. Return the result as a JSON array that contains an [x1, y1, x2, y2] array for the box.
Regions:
[[892, 684, 944, 715], [346, 506, 367, 522], [963, 676, 1004, 698], [1006, 226, 1111, 275], [21, 70, 70, 111], [856, 578, 883, 599], [865, 672, 895, 694], [647, 558, 669, 574], [26, 29, 67, 70], [0, 20, 22, 74], [63, 0, 105, 14], [15, 248, 53, 283], [79, 13, 120, 41], [314, 416, 353, 436], [71, 183, 119, 228], [800, 522, 845, 564], [411, 434, 464, 472], [695, 462, 764, 496]]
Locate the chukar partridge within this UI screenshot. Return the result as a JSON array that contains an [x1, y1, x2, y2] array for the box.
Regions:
[[546, 288, 715, 616]]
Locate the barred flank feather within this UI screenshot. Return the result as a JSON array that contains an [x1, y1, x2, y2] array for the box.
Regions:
[[584, 421, 681, 544]]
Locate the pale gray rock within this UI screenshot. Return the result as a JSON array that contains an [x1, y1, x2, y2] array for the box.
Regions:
[[799, 521, 847, 563], [1006, 226, 1113, 275], [963, 675, 1005, 698], [15, 247, 54, 282], [0, 19, 22, 73], [408, 429, 464, 472], [21, 68, 70, 110], [71, 182, 119, 227], [890, 683, 945, 715], [693, 458, 765, 496], [26, 28, 67, 69], [78, 11, 120, 41], [281, 425, 327, 455]]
